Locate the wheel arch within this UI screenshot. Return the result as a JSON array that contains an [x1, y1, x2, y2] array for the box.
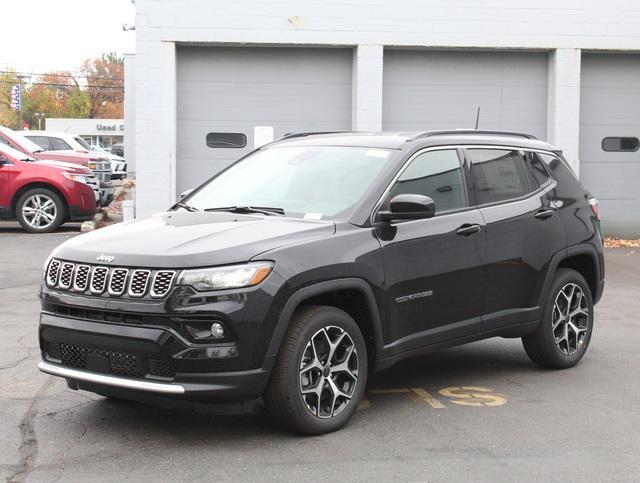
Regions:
[[11, 182, 69, 220], [540, 244, 603, 307], [266, 278, 385, 372]]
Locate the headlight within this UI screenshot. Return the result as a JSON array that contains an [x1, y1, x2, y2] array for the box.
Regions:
[[87, 162, 98, 170], [62, 172, 89, 184], [177, 261, 273, 291]]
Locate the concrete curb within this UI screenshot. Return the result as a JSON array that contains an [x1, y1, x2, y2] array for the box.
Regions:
[[80, 209, 108, 232]]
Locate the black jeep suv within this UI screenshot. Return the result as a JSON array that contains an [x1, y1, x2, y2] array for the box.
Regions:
[[38, 130, 604, 434]]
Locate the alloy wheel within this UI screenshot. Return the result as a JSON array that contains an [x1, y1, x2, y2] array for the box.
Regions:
[[22, 194, 57, 230], [299, 325, 359, 419], [552, 283, 589, 355]]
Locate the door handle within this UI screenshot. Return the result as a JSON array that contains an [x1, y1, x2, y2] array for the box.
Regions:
[[535, 209, 555, 220], [456, 223, 481, 236]]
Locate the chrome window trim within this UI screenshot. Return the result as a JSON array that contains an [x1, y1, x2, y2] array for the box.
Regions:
[[128, 269, 151, 298], [370, 144, 560, 224], [108, 268, 129, 296]]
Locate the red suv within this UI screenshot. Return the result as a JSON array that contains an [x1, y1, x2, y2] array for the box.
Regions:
[[0, 126, 114, 207], [0, 143, 98, 232]]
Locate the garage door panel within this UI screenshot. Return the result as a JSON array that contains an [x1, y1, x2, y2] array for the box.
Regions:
[[383, 50, 548, 139], [176, 46, 352, 193], [580, 53, 640, 236]]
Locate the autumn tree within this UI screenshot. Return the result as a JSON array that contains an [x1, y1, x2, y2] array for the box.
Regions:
[[81, 52, 124, 118]]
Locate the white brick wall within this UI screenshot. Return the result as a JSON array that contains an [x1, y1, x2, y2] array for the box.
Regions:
[[133, 0, 640, 216]]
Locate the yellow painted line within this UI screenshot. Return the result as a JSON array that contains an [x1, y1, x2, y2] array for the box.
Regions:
[[438, 386, 507, 407], [357, 398, 372, 411], [409, 387, 446, 409]]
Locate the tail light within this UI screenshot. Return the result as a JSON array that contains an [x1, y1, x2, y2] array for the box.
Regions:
[[589, 198, 601, 221]]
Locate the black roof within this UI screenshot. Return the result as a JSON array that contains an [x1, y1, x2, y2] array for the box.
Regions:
[[273, 130, 559, 152]]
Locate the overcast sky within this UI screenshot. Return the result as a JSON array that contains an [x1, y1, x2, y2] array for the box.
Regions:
[[0, 0, 135, 75]]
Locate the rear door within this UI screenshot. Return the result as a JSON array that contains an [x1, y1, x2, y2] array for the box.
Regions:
[[377, 147, 486, 354], [466, 148, 566, 330]]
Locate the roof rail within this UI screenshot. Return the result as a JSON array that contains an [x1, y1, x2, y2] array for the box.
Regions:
[[411, 130, 538, 141], [281, 131, 351, 140]]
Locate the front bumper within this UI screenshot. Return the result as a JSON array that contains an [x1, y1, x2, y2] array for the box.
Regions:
[[98, 181, 114, 207]]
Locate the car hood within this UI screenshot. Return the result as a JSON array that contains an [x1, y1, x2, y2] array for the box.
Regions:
[[34, 159, 93, 174], [52, 211, 336, 268]]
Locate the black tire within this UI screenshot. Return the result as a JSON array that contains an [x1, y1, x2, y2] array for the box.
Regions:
[[523, 268, 594, 369], [264, 305, 368, 435], [15, 187, 65, 233]]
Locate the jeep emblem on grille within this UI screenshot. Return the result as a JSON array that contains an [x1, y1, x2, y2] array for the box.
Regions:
[[96, 254, 115, 263]]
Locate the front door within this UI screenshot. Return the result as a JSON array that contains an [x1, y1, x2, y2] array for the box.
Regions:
[[376, 148, 486, 354]]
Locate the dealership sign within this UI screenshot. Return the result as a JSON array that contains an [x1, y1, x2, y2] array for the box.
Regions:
[[10, 85, 20, 110], [96, 122, 125, 132]]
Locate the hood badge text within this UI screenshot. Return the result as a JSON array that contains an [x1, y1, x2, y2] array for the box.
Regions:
[[96, 254, 115, 263]]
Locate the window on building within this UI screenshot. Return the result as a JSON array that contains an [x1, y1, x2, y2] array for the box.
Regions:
[[387, 149, 468, 214], [468, 149, 537, 204], [206, 132, 247, 149], [602, 137, 639, 152]]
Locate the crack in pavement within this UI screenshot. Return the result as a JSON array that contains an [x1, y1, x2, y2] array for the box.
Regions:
[[6, 377, 55, 483]]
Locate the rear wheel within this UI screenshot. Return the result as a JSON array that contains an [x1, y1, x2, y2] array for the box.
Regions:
[[264, 305, 367, 435], [16, 188, 65, 233], [523, 268, 594, 369]]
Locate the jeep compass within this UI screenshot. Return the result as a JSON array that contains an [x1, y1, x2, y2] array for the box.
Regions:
[[38, 130, 605, 434]]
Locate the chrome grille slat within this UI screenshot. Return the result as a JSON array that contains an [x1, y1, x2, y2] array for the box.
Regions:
[[58, 262, 75, 289], [46, 259, 61, 287], [73, 265, 91, 292], [45, 259, 176, 299], [150, 271, 176, 298], [128, 270, 151, 297], [90, 267, 109, 294], [108, 268, 129, 296]]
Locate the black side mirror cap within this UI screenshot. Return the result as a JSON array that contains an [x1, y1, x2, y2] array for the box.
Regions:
[[377, 194, 435, 222]]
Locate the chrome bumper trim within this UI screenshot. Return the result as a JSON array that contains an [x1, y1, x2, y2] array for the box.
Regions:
[[38, 361, 185, 394]]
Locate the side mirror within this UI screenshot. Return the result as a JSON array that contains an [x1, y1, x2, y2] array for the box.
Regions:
[[179, 188, 194, 200], [377, 194, 435, 222]]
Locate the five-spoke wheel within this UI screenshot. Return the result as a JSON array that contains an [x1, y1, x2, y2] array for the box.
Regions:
[[265, 305, 367, 435], [523, 268, 594, 369], [16, 188, 64, 233]]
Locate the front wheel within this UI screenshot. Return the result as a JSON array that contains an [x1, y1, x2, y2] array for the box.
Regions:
[[264, 305, 368, 435], [523, 268, 594, 369], [15, 188, 65, 233]]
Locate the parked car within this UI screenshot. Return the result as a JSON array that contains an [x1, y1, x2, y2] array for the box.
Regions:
[[0, 143, 98, 232], [20, 131, 127, 181], [0, 126, 114, 206], [110, 143, 124, 158], [38, 130, 604, 434]]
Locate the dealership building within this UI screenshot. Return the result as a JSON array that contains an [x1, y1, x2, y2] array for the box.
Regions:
[[128, 0, 640, 235], [45, 118, 124, 148]]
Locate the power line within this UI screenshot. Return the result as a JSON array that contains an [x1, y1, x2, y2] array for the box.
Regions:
[[0, 80, 123, 90], [0, 70, 124, 81]]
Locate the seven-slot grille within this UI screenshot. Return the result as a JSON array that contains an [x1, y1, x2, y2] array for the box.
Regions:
[[45, 259, 176, 299]]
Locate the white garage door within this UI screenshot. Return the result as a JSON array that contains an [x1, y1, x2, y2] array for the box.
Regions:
[[383, 50, 548, 139], [176, 46, 352, 193], [580, 53, 640, 237]]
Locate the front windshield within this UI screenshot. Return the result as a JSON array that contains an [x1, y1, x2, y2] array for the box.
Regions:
[[11, 132, 46, 153], [0, 143, 35, 161], [186, 146, 394, 220]]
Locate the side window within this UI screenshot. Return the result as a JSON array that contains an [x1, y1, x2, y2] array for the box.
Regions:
[[50, 138, 72, 150], [468, 149, 536, 205], [387, 149, 468, 214], [25, 136, 51, 150], [525, 152, 551, 187]]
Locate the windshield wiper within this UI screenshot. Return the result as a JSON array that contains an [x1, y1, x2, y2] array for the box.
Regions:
[[204, 206, 285, 216], [174, 201, 199, 212]]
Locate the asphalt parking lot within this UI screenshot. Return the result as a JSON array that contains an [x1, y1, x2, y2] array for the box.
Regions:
[[1, 222, 639, 482]]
